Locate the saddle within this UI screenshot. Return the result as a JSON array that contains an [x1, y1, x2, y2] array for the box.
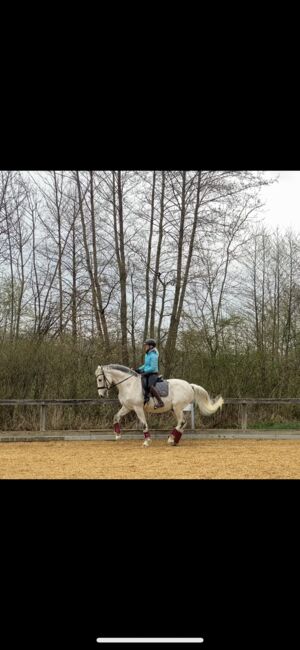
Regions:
[[153, 375, 169, 397]]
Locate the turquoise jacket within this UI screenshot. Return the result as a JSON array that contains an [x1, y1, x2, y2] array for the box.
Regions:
[[138, 348, 159, 374]]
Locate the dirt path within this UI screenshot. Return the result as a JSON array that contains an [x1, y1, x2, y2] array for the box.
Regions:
[[1, 439, 300, 478]]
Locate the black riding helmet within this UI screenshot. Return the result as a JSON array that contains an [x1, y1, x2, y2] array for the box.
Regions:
[[144, 338, 156, 347]]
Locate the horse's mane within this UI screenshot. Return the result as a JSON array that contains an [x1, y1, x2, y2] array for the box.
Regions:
[[106, 364, 138, 377]]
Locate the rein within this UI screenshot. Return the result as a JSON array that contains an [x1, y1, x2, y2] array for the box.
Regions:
[[99, 367, 136, 390]]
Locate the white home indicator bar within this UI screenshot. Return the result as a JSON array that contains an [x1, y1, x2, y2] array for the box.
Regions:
[[97, 637, 203, 643]]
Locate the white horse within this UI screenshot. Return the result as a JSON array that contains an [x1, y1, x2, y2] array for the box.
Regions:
[[95, 364, 224, 447]]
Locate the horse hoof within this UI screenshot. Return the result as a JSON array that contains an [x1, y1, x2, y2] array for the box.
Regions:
[[115, 435, 122, 440], [143, 438, 152, 447]]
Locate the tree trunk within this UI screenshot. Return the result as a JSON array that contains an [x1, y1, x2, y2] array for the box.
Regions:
[[89, 170, 110, 350], [143, 170, 156, 341], [150, 171, 165, 338], [75, 171, 104, 343], [53, 171, 63, 336], [71, 202, 77, 341], [4, 203, 15, 340], [113, 171, 129, 364]]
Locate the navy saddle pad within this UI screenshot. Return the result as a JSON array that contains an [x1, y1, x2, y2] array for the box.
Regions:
[[155, 377, 169, 397]]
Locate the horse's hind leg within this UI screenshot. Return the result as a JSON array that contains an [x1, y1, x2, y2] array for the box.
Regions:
[[113, 405, 130, 440], [167, 406, 186, 446], [134, 405, 151, 447]]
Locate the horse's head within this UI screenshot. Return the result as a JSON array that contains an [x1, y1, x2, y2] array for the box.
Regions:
[[95, 365, 109, 398]]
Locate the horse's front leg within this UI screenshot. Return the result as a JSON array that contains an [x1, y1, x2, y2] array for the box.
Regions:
[[113, 405, 131, 440], [134, 405, 152, 447]]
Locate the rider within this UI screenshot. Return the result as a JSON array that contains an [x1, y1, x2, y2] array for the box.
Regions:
[[136, 339, 164, 409]]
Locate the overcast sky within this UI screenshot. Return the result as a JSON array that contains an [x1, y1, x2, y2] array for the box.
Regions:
[[259, 171, 300, 232]]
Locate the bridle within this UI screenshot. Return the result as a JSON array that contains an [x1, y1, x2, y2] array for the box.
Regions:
[[97, 366, 136, 392]]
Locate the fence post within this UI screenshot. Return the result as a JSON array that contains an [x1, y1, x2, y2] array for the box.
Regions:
[[40, 403, 46, 432], [240, 402, 248, 430]]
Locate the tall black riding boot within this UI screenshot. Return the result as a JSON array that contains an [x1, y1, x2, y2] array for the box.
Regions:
[[150, 386, 164, 408]]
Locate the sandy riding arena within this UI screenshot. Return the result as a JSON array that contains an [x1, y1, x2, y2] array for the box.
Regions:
[[1, 439, 300, 479]]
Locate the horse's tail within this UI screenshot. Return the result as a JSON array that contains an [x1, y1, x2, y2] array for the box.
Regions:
[[190, 384, 224, 416]]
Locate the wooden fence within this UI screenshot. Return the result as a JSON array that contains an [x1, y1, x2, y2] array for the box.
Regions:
[[1, 398, 300, 432]]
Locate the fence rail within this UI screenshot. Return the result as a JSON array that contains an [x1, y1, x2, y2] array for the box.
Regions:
[[1, 398, 300, 432], [224, 398, 300, 430]]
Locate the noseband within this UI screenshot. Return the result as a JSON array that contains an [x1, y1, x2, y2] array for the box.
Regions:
[[97, 368, 111, 391]]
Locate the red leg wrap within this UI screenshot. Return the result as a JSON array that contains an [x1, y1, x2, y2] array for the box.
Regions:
[[171, 428, 182, 444]]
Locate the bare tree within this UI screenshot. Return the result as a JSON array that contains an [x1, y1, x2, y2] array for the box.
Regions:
[[112, 170, 129, 364], [143, 170, 156, 341], [149, 171, 165, 339], [75, 171, 111, 349]]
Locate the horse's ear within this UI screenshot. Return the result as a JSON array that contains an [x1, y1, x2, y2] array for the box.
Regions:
[[95, 366, 100, 376]]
